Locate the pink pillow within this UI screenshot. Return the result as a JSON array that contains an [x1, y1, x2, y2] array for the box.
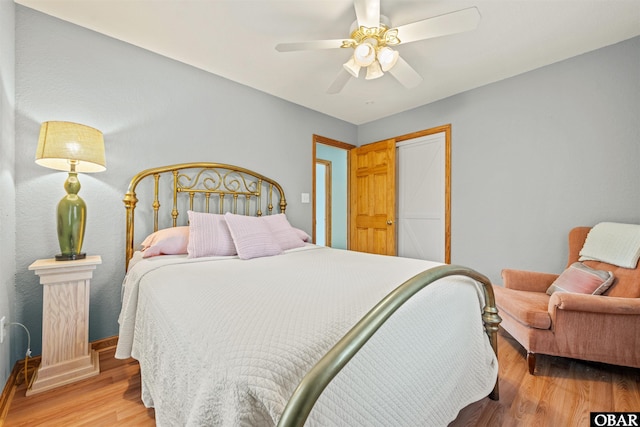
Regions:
[[224, 213, 282, 260], [141, 226, 189, 258], [187, 211, 237, 258], [546, 262, 615, 295], [294, 227, 311, 243], [262, 214, 306, 250]]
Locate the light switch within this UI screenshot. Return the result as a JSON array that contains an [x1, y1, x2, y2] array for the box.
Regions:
[[301, 193, 310, 203]]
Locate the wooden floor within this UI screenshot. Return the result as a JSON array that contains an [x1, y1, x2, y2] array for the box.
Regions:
[[3, 349, 155, 427], [3, 330, 639, 426], [450, 331, 640, 426]]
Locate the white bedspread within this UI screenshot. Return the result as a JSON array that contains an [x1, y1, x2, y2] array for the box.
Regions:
[[116, 245, 497, 426]]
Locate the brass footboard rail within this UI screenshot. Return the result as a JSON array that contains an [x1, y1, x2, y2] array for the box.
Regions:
[[278, 264, 501, 427]]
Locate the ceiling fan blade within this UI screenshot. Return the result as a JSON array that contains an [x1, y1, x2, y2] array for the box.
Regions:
[[354, 0, 380, 28], [327, 69, 352, 94], [394, 7, 481, 45], [276, 39, 347, 52], [388, 57, 423, 88]]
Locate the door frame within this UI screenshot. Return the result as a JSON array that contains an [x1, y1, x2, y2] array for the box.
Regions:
[[315, 159, 332, 246], [312, 135, 356, 245]]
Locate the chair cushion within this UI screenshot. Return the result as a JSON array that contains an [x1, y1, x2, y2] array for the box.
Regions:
[[546, 262, 614, 296], [582, 260, 640, 298], [493, 285, 552, 330]]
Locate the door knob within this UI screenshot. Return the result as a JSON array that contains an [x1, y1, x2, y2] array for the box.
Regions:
[[387, 220, 393, 225]]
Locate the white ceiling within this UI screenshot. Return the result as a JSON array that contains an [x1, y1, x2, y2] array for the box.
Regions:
[[15, 0, 640, 125]]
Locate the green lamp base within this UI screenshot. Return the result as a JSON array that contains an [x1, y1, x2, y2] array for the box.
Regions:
[[56, 171, 87, 262], [55, 253, 86, 261]]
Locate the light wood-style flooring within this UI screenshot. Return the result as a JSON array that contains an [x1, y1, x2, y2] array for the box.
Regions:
[[3, 330, 639, 426], [3, 349, 155, 426]]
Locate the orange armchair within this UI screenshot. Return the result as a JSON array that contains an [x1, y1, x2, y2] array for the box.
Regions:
[[493, 226, 640, 374]]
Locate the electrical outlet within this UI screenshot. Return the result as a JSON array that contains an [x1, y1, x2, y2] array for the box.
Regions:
[[0, 316, 5, 344]]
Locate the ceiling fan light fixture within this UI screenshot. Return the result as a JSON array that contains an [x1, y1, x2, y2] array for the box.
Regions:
[[343, 57, 361, 77], [365, 60, 384, 80], [353, 41, 376, 67], [277, 5, 483, 94], [377, 47, 399, 72]]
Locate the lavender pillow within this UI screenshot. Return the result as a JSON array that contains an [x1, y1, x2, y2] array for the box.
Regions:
[[141, 226, 189, 258], [262, 214, 306, 250], [546, 262, 615, 295], [187, 211, 237, 258], [224, 213, 282, 260], [294, 227, 312, 243]]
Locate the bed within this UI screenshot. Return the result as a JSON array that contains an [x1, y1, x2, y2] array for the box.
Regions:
[[115, 162, 501, 427]]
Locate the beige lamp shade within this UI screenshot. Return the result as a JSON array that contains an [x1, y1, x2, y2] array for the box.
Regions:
[[35, 121, 106, 173]]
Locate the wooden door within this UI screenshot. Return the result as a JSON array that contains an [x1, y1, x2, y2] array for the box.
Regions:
[[349, 139, 396, 255]]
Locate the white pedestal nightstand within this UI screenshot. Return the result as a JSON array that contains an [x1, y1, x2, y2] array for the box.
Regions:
[[27, 255, 102, 395]]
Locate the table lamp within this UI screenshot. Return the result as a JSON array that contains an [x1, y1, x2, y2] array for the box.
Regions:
[[35, 121, 106, 260]]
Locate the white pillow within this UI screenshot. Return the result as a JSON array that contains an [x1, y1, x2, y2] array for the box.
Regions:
[[187, 211, 237, 258]]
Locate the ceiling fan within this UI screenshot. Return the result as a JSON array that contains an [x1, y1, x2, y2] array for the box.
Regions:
[[275, 0, 480, 94]]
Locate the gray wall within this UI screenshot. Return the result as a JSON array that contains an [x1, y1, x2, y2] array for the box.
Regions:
[[359, 36, 640, 283], [13, 6, 356, 363], [0, 0, 16, 388]]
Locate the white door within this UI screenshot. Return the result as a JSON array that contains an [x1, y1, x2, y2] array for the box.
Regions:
[[397, 132, 446, 262]]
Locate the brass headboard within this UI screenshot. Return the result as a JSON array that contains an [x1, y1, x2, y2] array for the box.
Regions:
[[123, 162, 287, 269]]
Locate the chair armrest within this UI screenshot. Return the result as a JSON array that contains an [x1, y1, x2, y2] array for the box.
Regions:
[[501, 269, 559, 293], [549, 293, 640, 315]]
